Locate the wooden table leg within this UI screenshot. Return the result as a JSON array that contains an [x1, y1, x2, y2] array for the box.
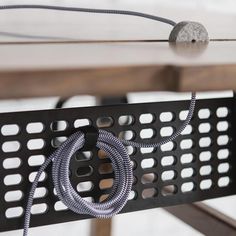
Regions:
[[165, 203, 236, 236], [90, 218, 112, 236]]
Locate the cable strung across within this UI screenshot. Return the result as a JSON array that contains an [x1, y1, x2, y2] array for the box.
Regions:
[[0, 4, 177, 26], [23, 92, 196, 236], [122, 92, 196, 148], [0, 4, 198, 236]]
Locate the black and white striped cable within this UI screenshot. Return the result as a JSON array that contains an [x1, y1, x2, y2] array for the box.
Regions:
[[0, 4, 176, 27], [0, 4, 196, 236], [23, 93, 196, 236]]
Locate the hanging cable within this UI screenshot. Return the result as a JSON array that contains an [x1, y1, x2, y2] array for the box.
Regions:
[[0, 5, 202, 236], [23, 93, 196, 236], [0, 4, 176, 27], [122, 92, 196, 148], [23, 129, 133, 236]]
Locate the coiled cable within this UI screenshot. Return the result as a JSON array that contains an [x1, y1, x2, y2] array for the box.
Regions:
[[23, 93, 196, 236]]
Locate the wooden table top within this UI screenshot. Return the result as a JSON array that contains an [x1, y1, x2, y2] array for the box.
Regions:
[[1, 41, 236, 70], [0, 2, 235, 98]]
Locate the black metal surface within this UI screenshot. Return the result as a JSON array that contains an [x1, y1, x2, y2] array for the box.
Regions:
[[79, 126, 99, 152], [0, 97, 235, 232]]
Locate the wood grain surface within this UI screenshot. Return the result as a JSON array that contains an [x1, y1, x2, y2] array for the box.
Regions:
[[0, 41, 235, 98], [1, 41, 236, 70]]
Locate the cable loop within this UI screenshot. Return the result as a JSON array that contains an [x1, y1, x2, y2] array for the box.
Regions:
[[23, 130, 133, 236], [23, 92, 196, 236]]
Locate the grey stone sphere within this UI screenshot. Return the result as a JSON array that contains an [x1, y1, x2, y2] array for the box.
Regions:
[[169, 21, 209, 43]]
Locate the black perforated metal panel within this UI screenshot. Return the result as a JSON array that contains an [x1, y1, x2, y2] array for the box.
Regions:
[[0, 97, 235, 232]]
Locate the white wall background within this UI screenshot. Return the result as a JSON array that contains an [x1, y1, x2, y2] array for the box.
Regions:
[[2, 0, 236, 13]]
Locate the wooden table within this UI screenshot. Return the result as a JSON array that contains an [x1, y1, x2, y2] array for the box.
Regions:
[[1, 2, 236, 236], [0, 2, 236, 99], [0, 41, 236, 99]]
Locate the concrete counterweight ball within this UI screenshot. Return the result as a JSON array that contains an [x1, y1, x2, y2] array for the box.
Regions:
[[169, 21, 209, 42]]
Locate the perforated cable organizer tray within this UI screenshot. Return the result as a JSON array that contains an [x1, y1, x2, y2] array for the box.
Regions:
[[0, 97, 235, 232]]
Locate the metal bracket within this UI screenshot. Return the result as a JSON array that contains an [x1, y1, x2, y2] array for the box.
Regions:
[[0, 97, 234, 232]]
